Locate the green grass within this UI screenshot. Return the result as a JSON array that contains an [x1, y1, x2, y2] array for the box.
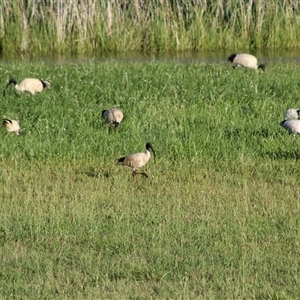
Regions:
[[0, 60, 300, 299]]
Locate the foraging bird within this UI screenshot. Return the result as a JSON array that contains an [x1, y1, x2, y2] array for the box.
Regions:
[[228, 53, 265, 71], [117, 142, 156, 178], [3, 117, 22, 135], [102, 108, 123, 128], [283, 108, 300, 120], [5, 78, 51, 95], [280, 119, 300, 135]]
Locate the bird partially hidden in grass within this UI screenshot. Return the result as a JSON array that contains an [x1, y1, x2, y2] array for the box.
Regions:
[[4, 78, 51, 95], [102, 108, 123, 129], [227, 53, 266, 71], [117, 142, 156, 178], [3, 116, 23, 135], [280, 119, 300, 135], [283, 108, 300, 120]]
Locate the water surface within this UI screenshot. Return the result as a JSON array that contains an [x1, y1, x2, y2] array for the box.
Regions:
[[2, 50, 300, 64]]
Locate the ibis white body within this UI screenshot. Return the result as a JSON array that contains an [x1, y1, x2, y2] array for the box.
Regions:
[[228, 53, 265, 71], [117, 143, 155, 178], [283, 108, 300, 120], [3, 117, 22, 135], [280, 119, 300, 135], [6, 78, 51, 95], [102, 108, 123, 127]]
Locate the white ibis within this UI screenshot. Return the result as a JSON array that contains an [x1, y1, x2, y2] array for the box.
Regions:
[[102, 108, 123, 128], [283, 108, 300, 120], [117, 142, 155, 178], [228, 53, 265, 71], [3, 117, 23, 135], [5, 78, 51, 95], [280, 120, 300, 135]]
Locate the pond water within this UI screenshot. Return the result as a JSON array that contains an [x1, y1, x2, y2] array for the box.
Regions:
[[1, 50, 300, 64]]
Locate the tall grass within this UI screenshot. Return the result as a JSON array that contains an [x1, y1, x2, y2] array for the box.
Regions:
[[0, 60, 300, 298], [1, 0, 300, 56]]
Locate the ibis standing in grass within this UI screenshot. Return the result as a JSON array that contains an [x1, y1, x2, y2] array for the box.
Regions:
[[102, 108, 123, 129], [228, 53, 266, 71], [280, 119, 300, 135], [283, 108, 300, 120], [117, 142, 156, 178], [3, 117, 22, 135], [4, 78, 51, 95]]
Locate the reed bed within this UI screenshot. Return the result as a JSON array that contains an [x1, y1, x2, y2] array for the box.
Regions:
[[1, 0, 300, 56]]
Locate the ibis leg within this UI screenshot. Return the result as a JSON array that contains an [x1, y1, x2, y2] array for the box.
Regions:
[[132, 171, 149, 178]]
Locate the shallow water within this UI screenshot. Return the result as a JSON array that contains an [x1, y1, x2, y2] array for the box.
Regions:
[[1, 50, 300, 64]]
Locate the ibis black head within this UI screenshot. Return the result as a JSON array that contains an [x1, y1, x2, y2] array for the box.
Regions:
[[146, 142, 156, 157], [5, 78, 17, 92], [101, 110, 108, 118], [227, 53, 237, 62], [258, 64, 266, 71], [7, 78, 17, 86], [117, 156, 126, 164], [297, 110, 300, 117], [40, 80, 51, 89], [280, 120, 287, 127]]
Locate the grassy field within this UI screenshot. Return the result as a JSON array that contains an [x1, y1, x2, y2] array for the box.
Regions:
[[0, 59, 300, 299]]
